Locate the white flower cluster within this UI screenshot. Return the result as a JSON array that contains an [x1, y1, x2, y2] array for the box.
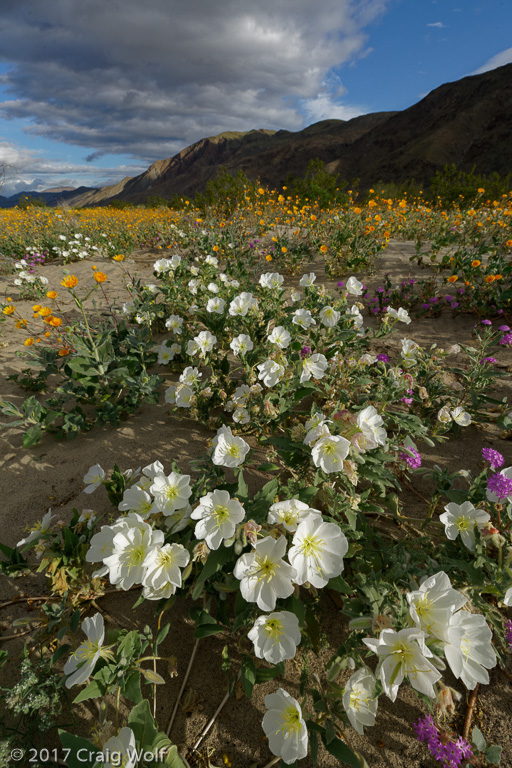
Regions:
[[53, 233, 100, 262]]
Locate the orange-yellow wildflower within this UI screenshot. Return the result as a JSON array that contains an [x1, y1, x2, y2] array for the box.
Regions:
[[446, 275, 458, 283], [24, 337, 34, 346], [46, 290, 58, 299], [61, 275, 78, 288], [94, 271, 107, 283]]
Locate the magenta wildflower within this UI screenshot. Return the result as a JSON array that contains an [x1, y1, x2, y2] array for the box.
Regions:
[[505, 620, 512, 651], [299, 346, 311, 359], [481, 319, 492, 325], [499, 325, 511, 332], [482, 448, 504, 470], [499, 333, 512, 346], [480, 357, 497, 364], [377, 353, 390, 362], [414, 717, 473, 768], [487, 472, 512, 500], [399, 447, 422, 469]]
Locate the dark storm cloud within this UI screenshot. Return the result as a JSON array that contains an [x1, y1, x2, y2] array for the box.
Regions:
[[0, 0, 388, 164]]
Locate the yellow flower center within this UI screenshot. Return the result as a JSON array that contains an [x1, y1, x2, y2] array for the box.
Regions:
[[264, 618, 284, 639]]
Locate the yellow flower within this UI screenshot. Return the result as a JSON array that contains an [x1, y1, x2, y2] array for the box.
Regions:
[[46, 290, 58, 299], [58, 348, 71, 356], [61, 275, 78, 288], [446, 275, 458, 283], [24, 337, 34, 346], [281, 246, 287, 253], [320, 245, 328, 253], [471, 260, 481, 267], [212, 245, 219, 252], [2, 305, 15, 315], [266, 254, 272, 262], [113, 254, 125, 261], [50, 317, 62, 327], [38, 307, 52, 317], [94, 271, 107, 283]]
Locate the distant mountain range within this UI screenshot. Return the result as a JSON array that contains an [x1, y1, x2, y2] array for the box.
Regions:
[[3, 63, 512, 208], [0, 186, 95, 208]]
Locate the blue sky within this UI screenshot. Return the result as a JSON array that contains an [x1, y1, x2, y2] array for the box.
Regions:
[[0, 0, 511, 196]]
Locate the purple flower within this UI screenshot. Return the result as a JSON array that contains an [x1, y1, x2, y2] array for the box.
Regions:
[[413, 715, 437, 742], [505, 619, 512, 651], [487, 472, 512, 500], [482, 447, 504, 469], [481, 319, 492, 325], [337, 281, 345, 288], [450, 302, 459, 309], [429, 296, 438, 303], [499, 325, 511, 332], [299, 346, 311, 359], [377, 353, 390, 362], [499, 333, 512, 346], [454, 737, 473, 761], [480, 357, 497, 364], [445, 295, 453, 301], [377, 286, 384, 293], [401, 396, 413, 407], [421, 303, 430, 309], [399, 447, 422, 469], [414, 717, 473, 768]]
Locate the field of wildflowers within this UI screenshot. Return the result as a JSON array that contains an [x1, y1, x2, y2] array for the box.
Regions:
[[0, 188, 511, 768]]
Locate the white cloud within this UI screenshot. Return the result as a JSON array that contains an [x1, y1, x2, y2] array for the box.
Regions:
[[0, 0, 389, 168], [471, 47, 512, 75], [302, 94, 365, 123], [426, 22, 446, 28]]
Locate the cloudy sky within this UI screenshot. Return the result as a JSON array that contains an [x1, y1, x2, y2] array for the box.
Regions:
[[0, 0, 511, 195]]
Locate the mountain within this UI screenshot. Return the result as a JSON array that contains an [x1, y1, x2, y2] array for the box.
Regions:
[[0, 186, 95, 208]]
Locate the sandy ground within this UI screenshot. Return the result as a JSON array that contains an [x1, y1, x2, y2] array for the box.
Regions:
[[0, 241, 511, 767]]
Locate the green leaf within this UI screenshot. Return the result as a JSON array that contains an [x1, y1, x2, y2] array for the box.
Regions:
[[128, 698, 158, 748], [122, 670, 143, 703], [484, 744, 502, 764], [196, 546, 233, 587], [322, 735, 364, 767], [256, 462, 281, 472], [241, 656, 256, 698], [328, 575, 353, 595], [472, 726, 486, 752], [195, 623, 225, 638], [73, 679, 105, 703], [22, 423, 43, 447], [254, 662, 285, 683], [59, 731, 98, 768]]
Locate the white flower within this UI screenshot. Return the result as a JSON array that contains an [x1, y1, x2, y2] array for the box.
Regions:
[[150, 472, 192, 516], [259, 272, 284, 289], [444, 612, 497, 689], [300, 353, 328, 383], [346, 276, 363, 295], [175, 384, 194, 408], [407, 571, 468, 642], [191, 490, 245, 550], [83, 464, 105, 494], [230, 334, 254, 356], [437, 405, 452, 423], [157, 341, 180, 364], [311, 435, 350, 473], [85, 516, 134, 569], [17, 509, 56, 549], [450, 406, 472, 426], [163, 503, 192, 534], [487, 467, 512, 503], [439, 501, 490, 551], [211, 425, 250, 468], [288, 515, 348, 588], [292, 308, 315, 329], [268, 326, 291, 349], [299, 272, 316, 287], [290, 288, 302, 302], [229, 292, 258, 316], [356, 406, 387, 448], [153, 258, 172, 273], [346, 304, 364, 328], [208, 281, 220, 293], [187, 330, 217, 356], [248, 611, 301, 664], [179, 366, 202, 387], [118, 486, 155, 518], [169, 253, 181, 268], [342, 668, 378, 735], [303, 420, 331, 446], [232, 384, 251, 406], [141, 542, 190, 600], [233, 535, 296, 611], [319, 306, 341, 327], [257, 359, 285, 387], [363, 628, 442, 701], [233, 407, 250, 424], [262, 688, 308, 764], [387, 306, 411, 324], [503, 586, 512, 606], [268, 499, 317, 532], [206, 297, 226, 314], [103, 521, 164, 590], [64, 613, 113, 688], [164, 384, 177, 404], [165, 314, 184, 334], [400, 338, 419, 368], [205, 256, 218, 266], [101, 728, 137, 768]]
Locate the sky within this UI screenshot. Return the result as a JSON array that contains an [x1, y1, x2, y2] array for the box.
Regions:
[[0, 0, 511, 196]]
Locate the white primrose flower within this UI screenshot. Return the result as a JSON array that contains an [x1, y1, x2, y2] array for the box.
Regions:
[[346, 304, 364, 329], [450, 406, 472, 426], [85, 516, 135, 574], [165, 314, 184, 334], [191, 490, 245, 550], [83, 463, 105, 493], [299, 272, 316, 288], [230, 334, 254, 356], [268, 499, 319, 532], [17, 509, 56, 549], [292, 308, 315, 329], [141, 542, 190, 600], [188, 278, 199, 294], [233, 535, 297, 611], [118, 486, 155, 518], [175, 385, 194, 408], [157, 341, 180, 364], [342, 668, 378, 735], [164, 503, 193, 534], [229, 292, 258, 316], [300, 353, 328, 383], [363, 628, 442, 701], [439, 501, 490, 551], [486, 466, 512, 504], [248, 611, 301, 664], [164, 384, 177, 404], [437, 405, 452, 424], [303, 420, 331, 446], [205, 256, 218, 267], [259, 272, 284, 289], [153, 258, 172, 273], [311, 434, 350, 473], [319, 306, 341, 327], [257, 359, 285, 387], [288, 515, 348, 588], [268, 326, 291, 349], [400, 338, 420, 368], [206, 296, 226, 314], [503, 586, 512, 606], [208, 282, 220, 293], [262, 688, 308, 764], [346, 276, 363, 295], [103, 521, 164, 590], [187, 330, 217, 357], [179, 366, 202, 387], [101, 728, 137, 768], [290, 288, 302, 302], [232, 384, 251, 406], [64, 613, 113, 688], [233, 407, 250, 424], [150, 472, 192, 515], [387, 306, 411, 324], [407, 571, 468, 642], [211, 425, 250, 468], [169, 253, 181, 268], [142, 461, 165, 480], [444, 611, 497, 689], [356, 405, 387, 448]]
